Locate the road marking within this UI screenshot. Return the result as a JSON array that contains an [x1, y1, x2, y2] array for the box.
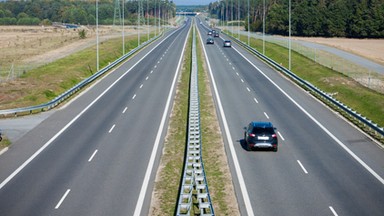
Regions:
[[0, 27, 180, 191], [55, 189, 70, 209], [247, 87, 251, 92], [198, 27, 255, 216], [236, 72, 239, 76], [329, 206, 338, 216], [264, 112, 270, 119], [232, 67, 235, 70], [109, 124, 115, 133], [154, 65, 157, 68], [297, 160, 308, 174], [122, 107, 128, 113], [150, 70, 153, 74], [277, 131, 285, 141], [145, 76, 149, 80], [229, 62, 232, 65], [133, 24, 191, 216], [88, 149, 98, 162], [140, 84, 143, 88], [132, 94, 136, 99], [240, 79, 244, 83], [253, 98, 259, 104], [232, 46, 384, 185]]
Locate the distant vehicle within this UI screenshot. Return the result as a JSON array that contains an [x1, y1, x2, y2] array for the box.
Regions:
[[206, 37, 214, 44], [208, 31, 212, 35], [223, 40, 231, 47], [244, 122, 278, 152], [214, 32, 219, 37]]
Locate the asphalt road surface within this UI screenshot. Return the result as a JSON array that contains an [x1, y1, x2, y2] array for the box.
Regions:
[[197, 18, 384, 216], [0, 19, 191, 216]]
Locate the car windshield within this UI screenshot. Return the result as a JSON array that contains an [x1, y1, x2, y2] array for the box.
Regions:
[[252, 127, 274, 134]]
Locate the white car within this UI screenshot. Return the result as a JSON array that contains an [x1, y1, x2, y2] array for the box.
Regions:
[[223, 40, 231, 47]]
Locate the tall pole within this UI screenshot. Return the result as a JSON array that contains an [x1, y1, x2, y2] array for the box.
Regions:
[[289, 0, 291, 70], [147, 0, 149, 40], [247, 0, 250, 45], [138, 0, 141, 46], [122, 0, 125, 54], [237, 0, 240, 40], [96, 0, 99, 71], [263, 0, 265, 55]]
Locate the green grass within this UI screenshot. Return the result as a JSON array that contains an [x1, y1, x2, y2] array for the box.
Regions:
[[237, 35, 384, 140], [2, 33, 154, 109]]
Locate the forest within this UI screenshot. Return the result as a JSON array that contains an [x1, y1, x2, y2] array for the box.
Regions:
[[0, 0, 176, 26], [208, 0, 384, 38]]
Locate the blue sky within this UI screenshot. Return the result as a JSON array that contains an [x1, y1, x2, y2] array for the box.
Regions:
[[173, 0, 215, 5]]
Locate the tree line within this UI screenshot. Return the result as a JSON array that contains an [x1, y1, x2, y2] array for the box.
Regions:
[[208, 0, 384, 38], [0, 0, 176, 26]]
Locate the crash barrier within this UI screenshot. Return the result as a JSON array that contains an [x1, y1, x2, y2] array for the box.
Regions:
[[176, 26, 214, 216]]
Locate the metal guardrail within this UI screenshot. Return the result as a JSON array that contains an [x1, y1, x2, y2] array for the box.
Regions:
[[0, 34, 160, 117], [220, 32, 384, 138], [176, 26, 214, 216]]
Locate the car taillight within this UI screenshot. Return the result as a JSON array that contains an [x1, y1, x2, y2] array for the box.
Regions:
[[272, 134, 277, 138], [249, 134, 256, 137]]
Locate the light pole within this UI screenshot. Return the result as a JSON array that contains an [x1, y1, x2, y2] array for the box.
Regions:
[[122, 0, 125, 54], [247, 0, 250, 45], [289, 0, 291, 70], [263, 0, 265, 55], [96, 0, 99, 71]]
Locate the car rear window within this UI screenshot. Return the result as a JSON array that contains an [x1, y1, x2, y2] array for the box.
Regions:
[[252, 127, 274, 134]]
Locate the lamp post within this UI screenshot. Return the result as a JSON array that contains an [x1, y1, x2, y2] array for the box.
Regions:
[[289, 0, 291, 70], [263, 0, 265, 55], [247, 0, 250, 45], [122, 0, 125, 54], [96, 0, 99, 71]]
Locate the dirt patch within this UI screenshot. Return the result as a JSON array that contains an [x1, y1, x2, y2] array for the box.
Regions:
[[293, 37, 384, 65]]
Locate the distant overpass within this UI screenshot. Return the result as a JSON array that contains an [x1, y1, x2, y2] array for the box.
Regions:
[[176, 12, 199, 16]]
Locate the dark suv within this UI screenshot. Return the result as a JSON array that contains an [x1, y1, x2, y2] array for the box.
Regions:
[[244, 122, 278, 152]]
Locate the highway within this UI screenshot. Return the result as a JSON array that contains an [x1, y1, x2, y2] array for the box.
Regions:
[[0, 16, 383, 216], [0, 19, 191, 215], [197, 18, 384, 216]]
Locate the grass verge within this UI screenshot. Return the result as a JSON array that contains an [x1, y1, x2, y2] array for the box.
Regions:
[[0, 34, 153, 110]]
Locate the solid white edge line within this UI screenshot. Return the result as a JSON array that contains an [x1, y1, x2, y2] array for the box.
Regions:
[[0, 28, 179, 191], [55, 189, 70, 209], [197, 24, 255, 216], [329, 206, 339, 216], [88, 149, 98, 162], [132, 24, 191, 216], [297, 160, 309, 174], [232, 46, 384, 185]]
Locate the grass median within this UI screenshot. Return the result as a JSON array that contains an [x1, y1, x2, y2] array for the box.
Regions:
[[149, 26, 240, 215]]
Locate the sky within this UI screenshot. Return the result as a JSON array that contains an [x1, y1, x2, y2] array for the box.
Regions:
[[173, 0, 215, 6]]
